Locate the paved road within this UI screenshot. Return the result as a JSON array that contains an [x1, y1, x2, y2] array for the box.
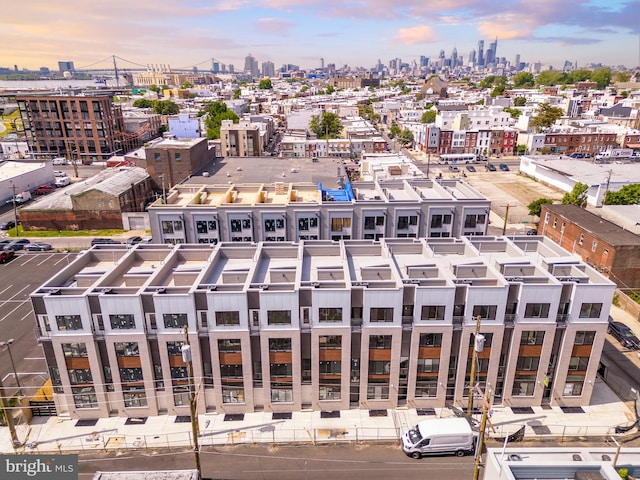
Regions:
[[78, 444, 475, 480]]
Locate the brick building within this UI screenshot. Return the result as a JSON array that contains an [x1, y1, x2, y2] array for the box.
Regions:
[[17, 94, 134, 163], [539, 204, 640, 289]]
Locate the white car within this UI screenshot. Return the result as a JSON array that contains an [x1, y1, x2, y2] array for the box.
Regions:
[[52, 157, 67, 165]]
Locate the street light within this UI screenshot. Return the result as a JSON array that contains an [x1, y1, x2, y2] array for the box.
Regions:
[[0, 339, 21, 396]]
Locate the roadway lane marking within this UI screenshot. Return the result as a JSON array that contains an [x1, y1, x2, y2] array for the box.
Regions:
[[54, 254, 75, 266], [20, 310, 33, 322], [7, 284, 32, 301], [17, 254, 39, 266], [37, 254, 56, 266]]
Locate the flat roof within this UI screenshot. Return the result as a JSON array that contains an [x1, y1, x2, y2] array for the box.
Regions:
[[524, 156, 640, 185]]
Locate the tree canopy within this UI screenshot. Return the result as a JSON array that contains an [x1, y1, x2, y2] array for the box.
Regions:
[[530, 103, 564, 131], [421, 110, 437, 124], [258, 78, 272, 90], [604, 184, 640, 205], [503, 107, 522, 118], [513, 97, 527, 107], [152, 100, 180, 115], [133, 99, 153, 108], [562, 182, 589, 207], [389, 122, 401, 138], [203, 101, 239, 139], [309, 112, 343, 139], [527, 198, 554, 217], [512, 72, 535, 88], [535, 68, 612, 89], [397, 128, 414, 147]]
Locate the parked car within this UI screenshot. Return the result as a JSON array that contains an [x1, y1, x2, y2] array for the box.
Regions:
[[0, 220, 16, 230], [608, 319, 640, 350], [486, 163, 497, 171], [3, 239, 30, 251], [499, 163, 510, 171], [126, 236, 143, 246], [466, 165, 476, 172], [0, 250, 15, 263], [52, 157, 67, 165], [24, 242, 53, 251], [570, 152, 584, 158], [34, 184, 55, 195], [91, 238, 122, 246], [526, 229, 538, 235]]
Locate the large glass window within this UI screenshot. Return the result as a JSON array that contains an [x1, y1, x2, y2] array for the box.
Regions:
[[62, 343, 88, 357], [419, 333, 442, 347], [369, 335, 392, 349], [167, 341, 184, 356], [68, 369, 93, 384], [119, 368, 144, 382], [370, 307, 394, 322], [520, 331, 545, 345], [472, 305, 497, 320], [421, 305, 445, 320], [115, 342, 139, 356], [163, 313, 188, 328], [574, 331, 596, 345], [56, 315, 83, 330], [319, 307, 342, 322], [267, 310, 291, 325], [109, 314, 136, 329], [564, 375, 585, 396], [417, 358, 440, 373], [72, 387, 98, 409], [579, 303, 602, 318], [218, 339, 241, 352], [524, 303, 550, 318], [215, 311, 240, 326], [319, 335, 342, 349], [269, 338, 292, 351]]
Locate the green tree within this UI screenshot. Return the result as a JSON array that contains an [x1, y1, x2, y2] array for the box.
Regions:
[[300, 85, 309, 93], [503, 107, 522, 118], [590, 67, 612, 89], [491, 84, 505, 97], [148, 84, 161, 94], [233, 88, 241, 99], [389, 122, 401, 138], [516, 144, 527, 155], [421, 110, 437, 123], [513, 97, 526, 107], [530, 103, 564, 131], [180, 81, 194, 89], [203, 101, 239, 139], [604, 184, 640, 205], [513, 72, 534, 88], [309, 112, 343, 139], [614, 71, 631, 83], [527, 198, 554, 217], [562, 182, 589, 207], [258, 78, 273, 89], [397, 128, 414, 147], [326, 85, 335, 95], [152, 100, 179, 115], [132, 99, 153, 108]]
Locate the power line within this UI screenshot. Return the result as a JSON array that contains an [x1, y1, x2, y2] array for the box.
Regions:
[[75, 56, 116, 70], [113, 55, 149, 69]]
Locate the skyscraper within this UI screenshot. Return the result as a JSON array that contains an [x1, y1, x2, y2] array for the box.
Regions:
[[244, 53, 259, 78], [262, 61, 275, 78], [488, 38, 498, 65], [477, 40, 484, 67], [451, 47, 458, 67]]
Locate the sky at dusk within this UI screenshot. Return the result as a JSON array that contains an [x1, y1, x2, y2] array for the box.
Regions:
[[1, 0, 639, 72]]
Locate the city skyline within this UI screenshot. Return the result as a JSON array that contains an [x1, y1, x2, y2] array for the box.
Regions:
[[2, 0, 639, 71]]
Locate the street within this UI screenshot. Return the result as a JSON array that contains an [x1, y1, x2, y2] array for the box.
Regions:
[[78, 444, 475, 480]]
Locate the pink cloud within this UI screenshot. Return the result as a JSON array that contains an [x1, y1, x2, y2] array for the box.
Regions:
[[394, 25, 437, 45], [255, 17, 295, 34]]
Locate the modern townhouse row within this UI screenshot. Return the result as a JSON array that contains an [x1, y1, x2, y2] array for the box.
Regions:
[[147, 179, 491, 245], [30, 236, 615, 419]]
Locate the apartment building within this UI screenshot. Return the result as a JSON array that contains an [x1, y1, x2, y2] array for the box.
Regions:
[[16, 94, 130, 163], [31, 236, 614, 419], [220, 120, 263, 157], [147, 179, 491, 244], [544, 130, 618, 155]]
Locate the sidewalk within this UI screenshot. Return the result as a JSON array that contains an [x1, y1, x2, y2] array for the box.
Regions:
[[2, 378, 637, 454]]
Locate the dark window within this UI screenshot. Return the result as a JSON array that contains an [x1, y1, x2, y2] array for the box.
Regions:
[[56, 315, 83, 330], [319, 335, 342, 349], [167, 341, 184, 356], [574, 331, 595, 345], [417, 358, 440, 373], [579, 303, 602, 318], [369, 335, 392, 349], [520, 331, 545, 345], [267, 310, 291, 325], [421, 305, 445, 320], [269, 338, 292, 351], [472, 305, 497, 320], [524, 303, 550, 318], [370, 307, 394, 322], [163, 313, 188, 328], [218, 339, 241, 352], [62, 343, 88, 357], [115, 342, 139, 356], [215, 311, 240, 326], [419, 333, 442, 347], [109, 314, 136, 329], [319, 307, 342, 322]]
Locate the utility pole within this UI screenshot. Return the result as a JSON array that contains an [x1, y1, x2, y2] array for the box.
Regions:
[[182, 326, 201, 478], [0, 372, 19, 449], [467, 315, 484, 416], [11, 183, 19, 237], [473, 385, 492, 480], [501, 204, 515, 236], [112, 55, 120, 88]]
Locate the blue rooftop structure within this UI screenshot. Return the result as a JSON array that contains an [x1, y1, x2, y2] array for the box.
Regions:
[[318, 182, 354, 202]]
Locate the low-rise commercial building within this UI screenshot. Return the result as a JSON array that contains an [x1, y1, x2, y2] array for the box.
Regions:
[[31, 236, 614, 419]]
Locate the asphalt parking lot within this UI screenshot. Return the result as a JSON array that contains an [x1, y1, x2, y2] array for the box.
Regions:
[[0, 251, 79, 399]]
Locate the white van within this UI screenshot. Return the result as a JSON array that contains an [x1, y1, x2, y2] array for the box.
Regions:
[[55, 176, 71, 187], [401, 417, 476, 459]]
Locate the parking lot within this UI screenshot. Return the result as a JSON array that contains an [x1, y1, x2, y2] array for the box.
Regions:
[[0, 251, 79, 399]]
